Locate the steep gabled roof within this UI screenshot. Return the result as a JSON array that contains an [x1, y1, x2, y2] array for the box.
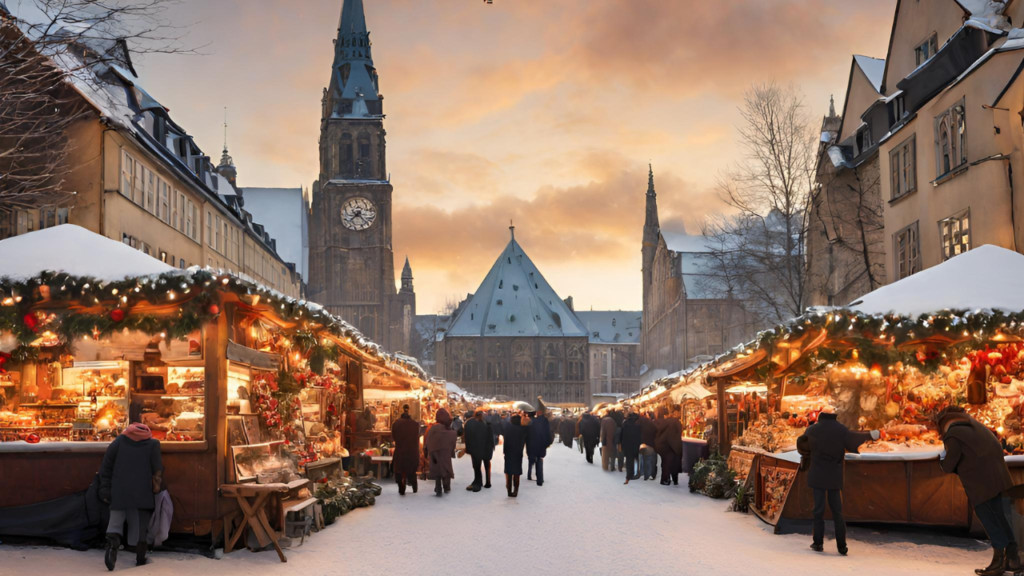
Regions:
[[446, 237, 588, 338]]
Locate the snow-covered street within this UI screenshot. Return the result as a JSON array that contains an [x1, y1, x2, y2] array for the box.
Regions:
[[0, 442, 990, 575]]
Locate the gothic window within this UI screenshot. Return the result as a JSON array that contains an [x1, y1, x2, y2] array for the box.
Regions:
[[341, 133, 354, 177], [545, 361, 560, 381], [934, 98, 967, 177], [357, 132, 372, 177], [340, 63, 351, 86]]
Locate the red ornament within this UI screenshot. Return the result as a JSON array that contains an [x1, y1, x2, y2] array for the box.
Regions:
[[22, 312, 39, 333], [109, 309, 125, 323], [0, 351, 9, 374], [207, 304, 220, 316]]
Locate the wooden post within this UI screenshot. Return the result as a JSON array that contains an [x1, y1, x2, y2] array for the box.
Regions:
[[717, 380, 728, 455]]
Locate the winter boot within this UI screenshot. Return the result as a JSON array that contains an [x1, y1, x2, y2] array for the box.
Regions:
[[136, 541, 148, 566], [484, 469, 491, 489], [512, 475, 520, 498], [434, 478, 443, 497], [506, 474, 513, 497], [977, 548, 1006, 576], [1006, 543, 1023, 574], [104, 533, 121, 571]]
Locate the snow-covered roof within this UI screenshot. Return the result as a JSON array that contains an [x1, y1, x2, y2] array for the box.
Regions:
[[0, 225, 177, 281], [575, 311, 641, 344], [662, 230, 711, 254], [850, 245, 1024, 316], [854, 55, 885, 93], [240, 187, 309, 281], [446, 238, 588, 338]]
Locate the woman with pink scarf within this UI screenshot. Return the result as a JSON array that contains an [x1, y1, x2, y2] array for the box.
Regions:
[[98, 423, 163, 570]]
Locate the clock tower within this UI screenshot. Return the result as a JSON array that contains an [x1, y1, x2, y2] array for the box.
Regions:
[[309, 0, 415, 353]]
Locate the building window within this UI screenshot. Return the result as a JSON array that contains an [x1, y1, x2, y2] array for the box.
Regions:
[[890, 135, 917, 200], [158, 180, 169, 223], [206, 211, 213, 247], [939, 209, 970, 261], [121, 151, 134, 199], [915, 33, 938, 66], [222, 222, 228, 256], [934, 98, 967, 177], [133, 161, 144, 206], [146, 169, 156, 214], [857, 125, 873, 154], [894, 221, 921, 280]]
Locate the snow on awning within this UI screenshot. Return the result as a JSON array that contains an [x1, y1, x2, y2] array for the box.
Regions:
[[850, 245, 1024, 316], [0, 225, 177, 281]]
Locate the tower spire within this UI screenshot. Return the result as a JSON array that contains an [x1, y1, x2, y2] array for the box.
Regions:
[[223, 106, 228, 153], [829, 94, 836, 118], [647, 163, 655, 196], [509, 220, 515, 242]]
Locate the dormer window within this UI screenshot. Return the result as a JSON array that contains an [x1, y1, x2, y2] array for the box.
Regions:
[[915, 34, 938, 66]]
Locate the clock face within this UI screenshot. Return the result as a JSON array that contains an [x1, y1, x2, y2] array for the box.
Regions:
[[341, 197, 377, 231]]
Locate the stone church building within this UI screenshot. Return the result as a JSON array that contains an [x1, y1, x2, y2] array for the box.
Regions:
[[307, 0, 415, 354], [640, 168, 757, 382], [434, 229, 590, 404]]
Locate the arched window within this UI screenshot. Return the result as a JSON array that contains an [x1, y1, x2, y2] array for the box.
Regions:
[[940, 118, 951, 174], [357, 132, 372, 177], [341, 133, 354, 176]]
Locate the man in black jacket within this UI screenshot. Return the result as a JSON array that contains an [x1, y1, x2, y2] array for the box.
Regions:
[[578, 412, 601, 464], [621, 410, 643, 484], [463, 411, 494, 492], [796, 410, 879, 556]]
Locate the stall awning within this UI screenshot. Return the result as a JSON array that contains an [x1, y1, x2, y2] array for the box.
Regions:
[[671, 381, 713, 402]]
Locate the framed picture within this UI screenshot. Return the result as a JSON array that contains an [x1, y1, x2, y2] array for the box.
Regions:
[[226, 415, 248, 447], [240, 414, 261, 445]]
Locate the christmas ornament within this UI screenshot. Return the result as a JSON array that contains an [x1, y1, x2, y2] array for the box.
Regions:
[[23, 312, 39, 332], [109, 309, 125, 323]]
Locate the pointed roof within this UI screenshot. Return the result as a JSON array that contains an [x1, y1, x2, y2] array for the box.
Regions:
[[850, 245, 1024, 316], [446, 237, 588, 338], [330, 0, 379, 103], [647, 164, 655, 196], [401, 257, 413, 280]]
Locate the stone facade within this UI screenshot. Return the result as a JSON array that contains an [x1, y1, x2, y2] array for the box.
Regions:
[[641, 169, 757, 377]]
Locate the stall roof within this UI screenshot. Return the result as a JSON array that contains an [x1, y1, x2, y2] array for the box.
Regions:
[[0, 225, 177, 281], [850, 245, 1024, 316]]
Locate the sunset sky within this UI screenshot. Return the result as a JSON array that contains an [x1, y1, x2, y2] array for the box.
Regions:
[[124, 0, 892, 313]]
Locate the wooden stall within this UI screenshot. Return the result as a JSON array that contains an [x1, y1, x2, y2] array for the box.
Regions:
[[0, 227, 433, 543]]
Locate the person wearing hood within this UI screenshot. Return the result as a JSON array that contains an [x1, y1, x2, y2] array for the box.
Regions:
[[99, 423, 163, 570], [621, 410, 643, 484], [936, 406, 1019, 575], [424, 409, 458, 497], [463, 410, 495, 492], [796, 408, 878, 556], [654, 407, 683, 485], [559, 413, 577, 449], [600, 412, 618, 472], [502, 412, 529, 497], [578, 411, 601, 463], [391, 404, 420, 495], [526, 411, 553, 486], [638, 411, 658, 480]]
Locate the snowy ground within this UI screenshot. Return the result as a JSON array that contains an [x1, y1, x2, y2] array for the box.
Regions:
[[0, 442, 991, 575]]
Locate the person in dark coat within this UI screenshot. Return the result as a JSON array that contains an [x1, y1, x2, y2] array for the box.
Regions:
[[463, 410, 495, 492], [424, 409, 458, 497], [600, 413, 618, 472], [611, 409, 626, 471], [451, 413, 464, 439], [485, 410, 502, 445], [502, 413, 528, 497], [638, 412, 658, 480], [937, 407, 1019, 575], [559, 414, 577, 449], [654, 408, 683, 485], [621, 411, 643, 484], [796, 409, 878, 555], [526, 412, 553, 486], [99, 423, 162, 570], [578, 412, 601, 463], [391, 404, 421, 495]]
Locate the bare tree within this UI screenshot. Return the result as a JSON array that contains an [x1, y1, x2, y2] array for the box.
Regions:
[[701, 82, 818, 326], [810, 153, 886, 305], [0, 0, 190, 213]]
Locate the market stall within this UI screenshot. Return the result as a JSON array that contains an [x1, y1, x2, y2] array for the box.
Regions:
[[695, 245, 1024, 531], [0, 226, 425, 544]]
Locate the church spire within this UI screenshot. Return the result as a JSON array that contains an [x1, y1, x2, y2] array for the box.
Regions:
[[641, 164, 660, 294], [328, 0, 381, 116], [401, 257, 414, 293], [647, 163, 655, 197]]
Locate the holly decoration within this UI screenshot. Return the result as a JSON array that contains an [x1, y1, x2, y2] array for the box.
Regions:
[[22, 312, 39, 333]]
